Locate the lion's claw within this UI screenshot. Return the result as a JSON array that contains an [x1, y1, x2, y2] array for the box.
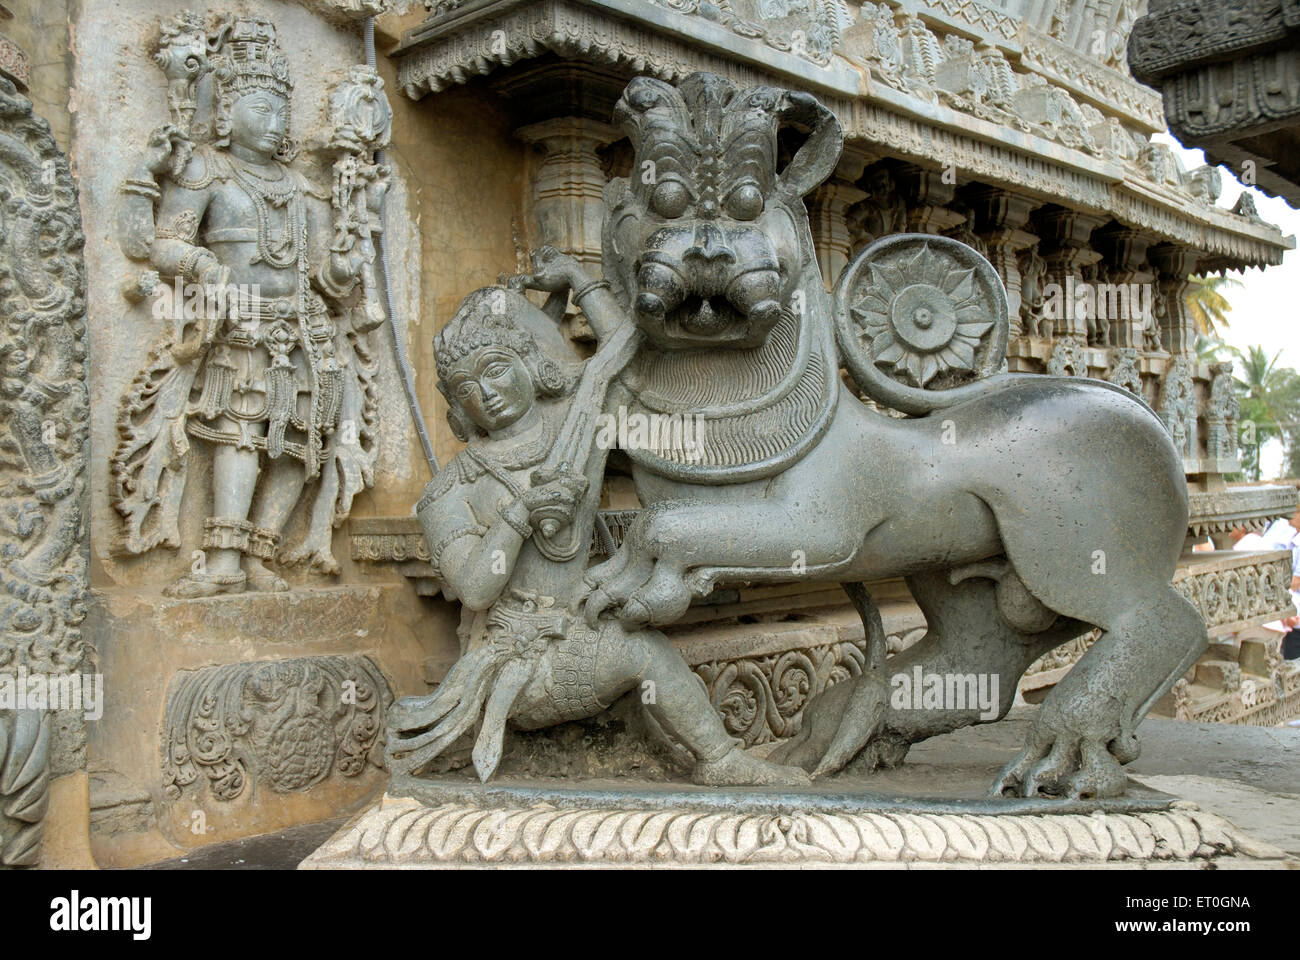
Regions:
[[991, 727, 1130, 799]]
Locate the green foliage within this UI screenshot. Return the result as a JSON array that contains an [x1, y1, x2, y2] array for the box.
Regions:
[[1231, 344, 1300, 481], [1184, 274, 1241, 339]]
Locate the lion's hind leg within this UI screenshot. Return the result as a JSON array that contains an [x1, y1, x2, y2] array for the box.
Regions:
[[992, 583, 1207, 799]]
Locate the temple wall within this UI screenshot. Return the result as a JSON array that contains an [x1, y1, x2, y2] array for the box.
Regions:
[[62, 0, 489, 864], [3, 0, 1297, 869]]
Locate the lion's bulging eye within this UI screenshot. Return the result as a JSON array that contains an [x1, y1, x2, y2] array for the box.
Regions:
[[651, 180, 689, 219], [726, 184, 764, 221]]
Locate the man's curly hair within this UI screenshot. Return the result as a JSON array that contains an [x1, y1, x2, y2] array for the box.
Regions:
[[435, 287, 577, 441]]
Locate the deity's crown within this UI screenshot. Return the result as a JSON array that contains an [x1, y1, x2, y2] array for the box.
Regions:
[[211, 16, 293, 100]]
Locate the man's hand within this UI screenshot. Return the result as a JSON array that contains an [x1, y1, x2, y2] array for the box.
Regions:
[[521, 472, 588, 531], [138, 124, 186, 178], [196, 259, 231, 293], [522, 245, 584, 293]]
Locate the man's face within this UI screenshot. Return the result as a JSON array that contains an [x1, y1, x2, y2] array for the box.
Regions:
[[229, 91, 288, 158], [446, 347, 535, 434]]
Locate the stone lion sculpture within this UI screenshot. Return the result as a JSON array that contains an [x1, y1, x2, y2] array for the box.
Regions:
[[571, 72, 1206, 799], [397, 72, 1205, 801]]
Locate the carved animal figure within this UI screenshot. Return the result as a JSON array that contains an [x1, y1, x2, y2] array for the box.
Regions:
[[583, 73, 1207, 799]]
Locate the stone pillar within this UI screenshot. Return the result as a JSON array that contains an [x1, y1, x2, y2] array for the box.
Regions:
[[895, 162, 965, 234], [967, 186, 1039, 337], [1091, 225, 1155, 350], [1149, 243, 1200, 356], [515, 117, 621, 274], [1031, 207, 1106, 341], [808, 146, 872, 290]]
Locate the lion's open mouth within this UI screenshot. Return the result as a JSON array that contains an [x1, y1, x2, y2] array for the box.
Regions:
[[667, 295, 747, 340]]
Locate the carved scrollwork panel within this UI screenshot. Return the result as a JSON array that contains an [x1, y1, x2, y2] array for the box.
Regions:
[[0, 75, 90, 870], [161, 656, 393, 803]]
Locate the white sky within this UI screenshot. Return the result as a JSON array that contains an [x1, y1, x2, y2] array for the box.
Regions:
[[1153, 133, 1300, 478]]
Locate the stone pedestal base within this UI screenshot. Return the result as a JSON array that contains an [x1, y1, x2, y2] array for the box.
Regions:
[[301, 777, 1289, 868]]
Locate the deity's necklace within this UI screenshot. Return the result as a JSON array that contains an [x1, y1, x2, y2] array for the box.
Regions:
[[225, 153, 300, 270]]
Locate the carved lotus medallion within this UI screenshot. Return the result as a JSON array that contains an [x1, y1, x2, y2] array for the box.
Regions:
[[834, 234, 1009, 413]]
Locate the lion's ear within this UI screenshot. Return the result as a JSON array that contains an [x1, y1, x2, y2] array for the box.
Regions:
[[774, 91, 843, 201]]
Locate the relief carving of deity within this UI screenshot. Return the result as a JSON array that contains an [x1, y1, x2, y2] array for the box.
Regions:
[[112, 15, 390, 597]]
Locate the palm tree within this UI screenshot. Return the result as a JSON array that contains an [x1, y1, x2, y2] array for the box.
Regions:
[[1231, 345, 1300, 480], [1194, 335, 1226, 365], [1185, 274, 1241, 338]]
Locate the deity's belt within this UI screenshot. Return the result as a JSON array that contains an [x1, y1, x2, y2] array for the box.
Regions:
[[192, 290, 341, 470]]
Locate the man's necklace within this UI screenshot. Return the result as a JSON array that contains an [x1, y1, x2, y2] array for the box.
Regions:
[[467, 416, 556, 473]]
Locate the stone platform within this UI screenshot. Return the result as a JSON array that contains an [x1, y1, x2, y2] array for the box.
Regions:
[[301, 710, 1297, 869], [84, 583, 441, 867], [301, 784, 1283, 869]]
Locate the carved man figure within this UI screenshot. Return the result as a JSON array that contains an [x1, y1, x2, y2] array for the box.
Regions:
[[849, 165, 907, 247], [1017, 242, 1049, 338], [387, 276, 808, 786], [114, 16, 383, 597]]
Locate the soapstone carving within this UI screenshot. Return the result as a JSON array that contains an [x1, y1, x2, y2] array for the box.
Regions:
[[405, 72, 1208, 800], [387, 271, 810, 786], [112, 14, 389, 595]]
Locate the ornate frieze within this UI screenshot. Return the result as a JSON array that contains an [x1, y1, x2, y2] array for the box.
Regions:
[[1129, 0, 1295, 83], [1129, 0, 1300, 205], [1019, 29, 1164, 131], [1166, 633, 1300, 727], [0, 31, 27, 89], [1172, 549, 1295, 637], [1187, 484, 1298, 538], [643, 0, 853, 66], [919, 0, 1021, 43], [161, 656, 392, 803], [391, 0, 1290, 268], [303, 791, 1286, 866]]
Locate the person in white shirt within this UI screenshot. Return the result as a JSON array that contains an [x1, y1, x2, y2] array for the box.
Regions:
[[1233, 506, 1300, 658]]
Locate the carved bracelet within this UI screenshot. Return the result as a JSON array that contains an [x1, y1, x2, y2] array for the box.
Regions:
[[122, 178, 161, 200], [571, 278, 611, 303], [501, 498, 534, 539]]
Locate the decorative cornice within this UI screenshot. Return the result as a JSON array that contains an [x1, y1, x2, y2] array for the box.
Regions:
[[1018, 29, 1164, 131], [391, 0, 1292, 269], [1187, 484, 1299, 537], [919, 0, 1020, 43], [1128, 0, 1298, 86]]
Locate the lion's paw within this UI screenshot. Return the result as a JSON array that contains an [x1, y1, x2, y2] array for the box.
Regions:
[[990, 711, 1131, 799]]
